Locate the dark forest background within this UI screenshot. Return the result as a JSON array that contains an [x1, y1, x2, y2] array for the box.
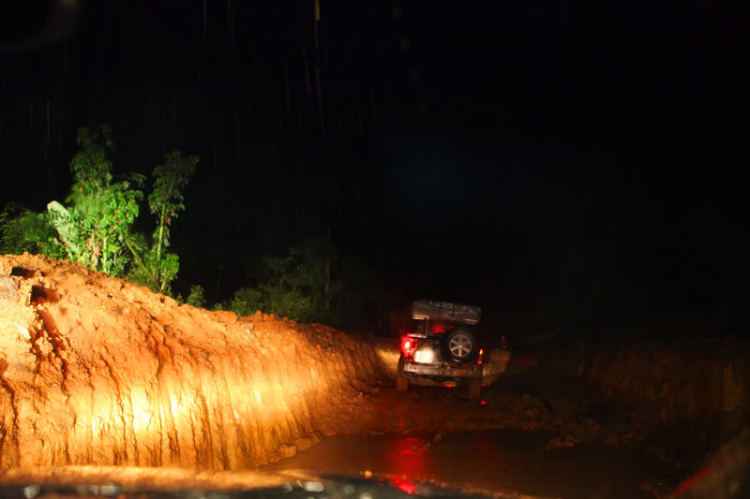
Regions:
[[1, 1, 748, 339]]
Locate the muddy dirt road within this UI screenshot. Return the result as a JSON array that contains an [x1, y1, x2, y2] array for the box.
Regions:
[[263, 428, 670, 499], [3, 255, 735, 498], [264, 381, 685, 499]]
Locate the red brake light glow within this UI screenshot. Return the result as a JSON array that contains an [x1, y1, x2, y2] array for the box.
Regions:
[[401, 336, 418, 357]]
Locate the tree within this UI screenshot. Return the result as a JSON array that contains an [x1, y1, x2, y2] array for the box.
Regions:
[[2, 125, 198, 297], [224, 238, 382, 327], [225, 237, 345, 323], [185, 284, 207, 308], [131, 151, 198, 293], [45, 125, 143, 276]]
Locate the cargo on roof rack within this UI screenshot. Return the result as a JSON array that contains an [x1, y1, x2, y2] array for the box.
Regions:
[[411, 299, 481, 325]]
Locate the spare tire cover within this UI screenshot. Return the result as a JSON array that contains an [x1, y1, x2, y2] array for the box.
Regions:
[[442, 327, 479, 364]]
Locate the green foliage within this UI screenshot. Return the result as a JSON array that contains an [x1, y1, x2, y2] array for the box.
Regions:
[[186, 284, 207, 308], [129, 246, 180, 294], [267, 237, 340, 322], [53, 128, 197, 293], [138, 151, 199, 293], [33, 125, 145, 276], [224, 237, 380, 328], [45, 201, 82, 259], [224, 239, 335, 322], [2, 126, 142, 275], [227, 287, 266, 316], [0, 204, 56, 255], [67, 125, 115, 197], [3, 125, 197, 297]]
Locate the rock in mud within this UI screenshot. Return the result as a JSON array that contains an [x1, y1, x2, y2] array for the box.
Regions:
[[0, 276, 19, 304]]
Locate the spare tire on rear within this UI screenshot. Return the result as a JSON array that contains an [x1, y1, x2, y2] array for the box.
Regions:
[[441, 326, 479, 364]]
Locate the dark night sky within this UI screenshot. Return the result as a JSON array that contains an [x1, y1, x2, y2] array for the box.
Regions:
[[1, 1, 748, 337]]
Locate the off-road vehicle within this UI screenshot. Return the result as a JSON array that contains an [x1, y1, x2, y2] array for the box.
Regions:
[[397, 299, 484, 398]]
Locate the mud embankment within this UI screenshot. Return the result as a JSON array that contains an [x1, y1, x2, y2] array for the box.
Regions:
[[0, 254, 392, 470], [530, 339, 750, 443]]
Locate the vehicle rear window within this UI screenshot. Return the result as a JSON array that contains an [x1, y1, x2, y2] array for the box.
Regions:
[[430, 322, 456, 334]]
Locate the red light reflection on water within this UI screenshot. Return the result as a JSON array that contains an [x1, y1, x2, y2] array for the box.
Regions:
[[388, 437, 431, 479], [389, 477, 417, 494]]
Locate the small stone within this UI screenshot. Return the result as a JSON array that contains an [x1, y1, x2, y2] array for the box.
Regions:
[[0, 276, 19, 302], [16, 325, 31, 339]]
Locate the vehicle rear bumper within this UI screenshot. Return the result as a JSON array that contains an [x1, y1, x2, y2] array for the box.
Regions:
[[403, 361, 482, 379]]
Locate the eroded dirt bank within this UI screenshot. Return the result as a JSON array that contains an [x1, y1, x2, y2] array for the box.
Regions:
[[0, 254, 394, 469], [530, 339, 750, 446]]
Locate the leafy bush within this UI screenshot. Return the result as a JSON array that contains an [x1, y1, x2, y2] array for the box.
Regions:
[[0, 204, 57, 256], [224, 238, 381, 328], [223, 238, 335, 322], [1, 127, 143, 271], [227, 287, 266, 317], [1, 124, 198, 295], [58, 126, 144, 275], [186, 284, 207, 308]]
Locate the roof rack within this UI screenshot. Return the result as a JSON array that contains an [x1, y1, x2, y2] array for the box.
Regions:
[[411, 299, 481, 325]]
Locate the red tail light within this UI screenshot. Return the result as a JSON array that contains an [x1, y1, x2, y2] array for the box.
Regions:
[[401, 336, 418, 357]]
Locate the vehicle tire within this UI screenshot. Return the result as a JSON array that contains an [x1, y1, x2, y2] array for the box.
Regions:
[[442, 327, 479, 364], [396, 375, 410, 392], [466, 378, 482, 399]]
